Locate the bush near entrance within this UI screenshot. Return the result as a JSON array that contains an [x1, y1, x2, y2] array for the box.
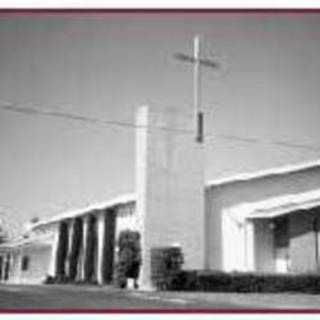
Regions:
[[161, 271, 320, 293], [114, 230, 141, 289], [151, 246, 184, 290]]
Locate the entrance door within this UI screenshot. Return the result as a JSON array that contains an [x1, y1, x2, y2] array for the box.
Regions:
[[254, 219, 275, 272], [274, 217, 290, 273]]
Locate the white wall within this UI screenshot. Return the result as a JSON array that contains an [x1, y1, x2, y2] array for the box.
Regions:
[[8, 243, 53, 284], [115, 202, 137, 240], [222, 210, 245, 272]]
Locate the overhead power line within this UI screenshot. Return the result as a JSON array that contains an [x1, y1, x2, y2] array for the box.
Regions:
[[0, 103, 193, 135], [1, 101, 320, 154]]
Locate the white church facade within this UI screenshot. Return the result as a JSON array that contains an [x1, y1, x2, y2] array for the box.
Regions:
[[1, 106, 320, 287]]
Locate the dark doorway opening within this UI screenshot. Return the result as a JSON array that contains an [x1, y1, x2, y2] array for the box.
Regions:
[[56, 221, 69, 278], [84, 214, 98, 283], [69, 217, 83, 281], [4, 254, 10, 280], [102, 209, 116, 284], [274, 216, 289, 272]]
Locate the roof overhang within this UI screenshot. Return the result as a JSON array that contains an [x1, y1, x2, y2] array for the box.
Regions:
[[228, 189, 320, 221], [30, 193, 136, 230], [206, 159, 320, 188], [0, 232, 54, 250]]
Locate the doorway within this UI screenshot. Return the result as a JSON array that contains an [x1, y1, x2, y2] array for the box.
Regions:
[[274, 216, 290, 273]]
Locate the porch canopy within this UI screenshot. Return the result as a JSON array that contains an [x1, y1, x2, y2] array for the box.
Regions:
[[237, 189, 320, 220]]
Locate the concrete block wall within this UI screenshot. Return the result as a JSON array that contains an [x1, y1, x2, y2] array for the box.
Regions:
[[136, 105, 206, 288]]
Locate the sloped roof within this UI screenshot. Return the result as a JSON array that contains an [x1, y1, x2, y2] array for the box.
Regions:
[[0, 232, 53, 250], [247, 189, 320, 219], [31, 193, 136, 230], [206, 159, 320, 188], [227, 189, 320, 222], [25, 159, 320, 231]]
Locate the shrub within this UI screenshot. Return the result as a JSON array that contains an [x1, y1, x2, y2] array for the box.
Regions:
[[160, 271, 320, 293], [114, 230, 141, 288], [43, 275, 55, 284], [150, 246, 184, 290]]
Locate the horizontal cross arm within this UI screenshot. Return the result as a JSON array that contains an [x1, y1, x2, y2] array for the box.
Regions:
[[173, 53, 195, 63], [173, 52, 219, 69], [199, 58, 219, 68]]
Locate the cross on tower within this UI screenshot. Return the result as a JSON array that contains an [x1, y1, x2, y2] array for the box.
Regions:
[[174, 35, 219, 143]]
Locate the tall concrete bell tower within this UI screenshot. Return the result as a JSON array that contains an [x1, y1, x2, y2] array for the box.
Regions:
[[135, 105, 206, 289]]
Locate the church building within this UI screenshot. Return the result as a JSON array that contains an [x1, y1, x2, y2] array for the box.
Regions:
[[1, 105, 320, 288]]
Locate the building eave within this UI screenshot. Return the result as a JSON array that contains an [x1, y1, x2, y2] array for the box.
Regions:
[[0, 232, 54, 250], [30, 193, 136, 231], [228, 189, 320, 221], [206, 159, 320, 188]]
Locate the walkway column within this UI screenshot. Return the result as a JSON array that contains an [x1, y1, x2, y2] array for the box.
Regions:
[[245, 219, 255, 272], [48, 224, 60, 277], [66, 219, 75, 278], [97, 210, 106, 285], [80, 215, 89, 281]]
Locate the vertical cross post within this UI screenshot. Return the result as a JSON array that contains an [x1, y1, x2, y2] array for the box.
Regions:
[[194, 35, 203, 143], [174, 35, 218, 144]]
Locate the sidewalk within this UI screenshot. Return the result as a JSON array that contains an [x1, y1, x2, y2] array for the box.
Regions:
[[129, 290, 320, 309]]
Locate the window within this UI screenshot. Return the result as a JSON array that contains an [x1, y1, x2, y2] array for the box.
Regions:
[[21, 256, 29, 271]]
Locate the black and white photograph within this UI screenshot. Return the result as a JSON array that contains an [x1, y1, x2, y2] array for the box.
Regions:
[[1, 9, 320, 311]]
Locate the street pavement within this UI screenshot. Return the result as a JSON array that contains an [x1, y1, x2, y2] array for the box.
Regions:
[[0, 284, 240, 310], [0, 284, 320, 310]]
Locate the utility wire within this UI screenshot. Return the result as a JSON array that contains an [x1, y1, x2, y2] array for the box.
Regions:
[[0, 103, 193, 135], [1, 101, 320, 154]]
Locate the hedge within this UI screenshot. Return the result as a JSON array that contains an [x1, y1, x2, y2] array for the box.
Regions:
[[159, 271, 320, 293], [151, 246, 184, 289]]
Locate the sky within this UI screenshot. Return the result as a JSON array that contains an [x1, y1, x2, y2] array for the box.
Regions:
[[1, 12, 320, 226]]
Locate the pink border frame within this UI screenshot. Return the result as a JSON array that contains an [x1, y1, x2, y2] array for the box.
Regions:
[[0, 8, 320, 313]]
